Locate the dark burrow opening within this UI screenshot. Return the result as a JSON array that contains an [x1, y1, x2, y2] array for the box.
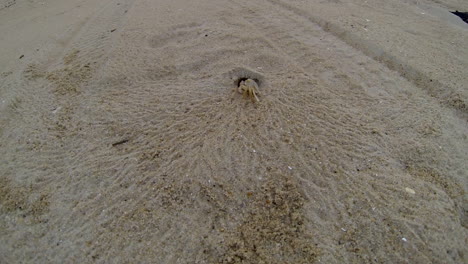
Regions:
[[451, 11, 468, 24], [237, 77, 260, 87]]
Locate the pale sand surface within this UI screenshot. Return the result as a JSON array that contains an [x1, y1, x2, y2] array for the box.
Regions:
[[1, 0, 467, 263]]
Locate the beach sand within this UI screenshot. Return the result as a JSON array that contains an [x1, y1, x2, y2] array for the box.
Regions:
[[1, 0, 467, 263]]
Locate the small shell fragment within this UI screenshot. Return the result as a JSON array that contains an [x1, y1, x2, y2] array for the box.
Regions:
[[405, 187, 416, 195]]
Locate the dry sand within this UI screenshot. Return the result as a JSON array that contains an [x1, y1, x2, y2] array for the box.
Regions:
[[1, 0, 467, 263]]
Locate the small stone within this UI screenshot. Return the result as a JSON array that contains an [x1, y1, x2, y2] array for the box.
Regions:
[[405, 187, 416, 195]]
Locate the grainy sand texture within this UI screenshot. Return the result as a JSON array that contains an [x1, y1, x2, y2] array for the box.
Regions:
[[1, 0, 467, 263]]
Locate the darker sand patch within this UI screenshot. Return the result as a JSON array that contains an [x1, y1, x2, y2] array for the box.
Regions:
[[219, 176, 320, 264], [45, 62, 92, 95], [24, 63, 47, 80], [0, 176, 50, 223], [46, 50, 92, 95], [23, 50, 93, 95]]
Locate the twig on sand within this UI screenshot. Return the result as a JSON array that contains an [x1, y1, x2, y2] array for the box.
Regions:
[[112, 139, 129, 147]]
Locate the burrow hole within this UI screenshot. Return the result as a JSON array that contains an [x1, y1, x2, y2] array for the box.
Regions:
[[237, 77, 260, 87]]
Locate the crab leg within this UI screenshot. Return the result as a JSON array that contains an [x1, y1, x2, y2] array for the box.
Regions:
[[250, 89, 260, 103], [252, 90, 260, 102], [243, 89, 249, 99]]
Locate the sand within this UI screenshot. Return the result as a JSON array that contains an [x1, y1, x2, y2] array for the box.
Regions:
[[1, 0, 467, 263]]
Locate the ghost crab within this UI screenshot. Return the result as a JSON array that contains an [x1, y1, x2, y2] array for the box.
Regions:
[[227, 67, 264, 103], [238, 78, 260, 103]]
